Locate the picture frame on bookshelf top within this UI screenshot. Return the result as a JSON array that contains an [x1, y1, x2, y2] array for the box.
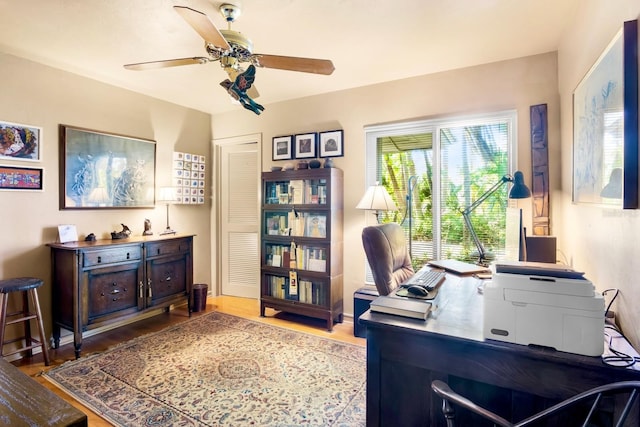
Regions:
[[294, 133, 317, 159], [273, 135, 293, 161], [319, 130, 343, 158]]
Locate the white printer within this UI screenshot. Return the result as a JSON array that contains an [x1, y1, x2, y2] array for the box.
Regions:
[[483, 262, 604, 356]]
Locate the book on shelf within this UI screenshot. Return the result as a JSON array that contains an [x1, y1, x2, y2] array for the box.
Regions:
[[289, 180, 304, 204], [307, 258, 326, 272], [271, 254, 281, 267], [305, 215, 326, 238], [298, 279, 325, 305], [369, 296, 432, 320], [288, 211, 305, 236], [289, 271, 298, 296]]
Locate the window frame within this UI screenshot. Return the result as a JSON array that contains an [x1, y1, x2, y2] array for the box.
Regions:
[[363, 111, 518, 279]]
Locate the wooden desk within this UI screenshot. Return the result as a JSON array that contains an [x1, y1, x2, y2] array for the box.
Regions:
[[360, 274, 640, 426], [0, 358, 87, 426]]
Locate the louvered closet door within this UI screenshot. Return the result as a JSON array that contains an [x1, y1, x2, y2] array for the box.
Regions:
[[219, 136, 260, 298]]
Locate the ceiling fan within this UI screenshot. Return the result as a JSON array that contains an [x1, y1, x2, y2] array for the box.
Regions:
[[124, 3, 335, 115]]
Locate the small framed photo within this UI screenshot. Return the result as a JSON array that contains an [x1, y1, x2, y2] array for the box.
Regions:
[[319, 130, 344, 158], [294, 133, 317, 159], [272, 135, 293, 161], [57, 224, 78, 243], [0, 165, 43, 191]]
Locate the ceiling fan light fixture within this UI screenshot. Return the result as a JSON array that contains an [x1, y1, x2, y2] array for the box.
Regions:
[[219, 3, 241, 23], [220, 30, 253, 57]]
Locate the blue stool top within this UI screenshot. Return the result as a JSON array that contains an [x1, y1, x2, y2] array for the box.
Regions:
[[0, 277, 43, 293]]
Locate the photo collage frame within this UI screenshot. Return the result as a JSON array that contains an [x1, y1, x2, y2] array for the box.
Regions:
[[173, 151, 206, 204]]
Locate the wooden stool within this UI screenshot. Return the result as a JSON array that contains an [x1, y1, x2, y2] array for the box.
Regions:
[[0, 277, 50, 366]]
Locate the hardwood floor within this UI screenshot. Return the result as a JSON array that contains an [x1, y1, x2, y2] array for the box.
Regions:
[[13, 295, 365, 426]]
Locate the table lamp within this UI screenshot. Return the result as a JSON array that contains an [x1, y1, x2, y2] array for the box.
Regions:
[[356, 182, 398, 223], [158, 186, 179, 235], [461, 171, 531, 265]]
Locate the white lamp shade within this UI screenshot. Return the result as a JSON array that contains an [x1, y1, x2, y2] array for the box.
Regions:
[[157, 187, 179, 204], [356, 184, 398, 212]]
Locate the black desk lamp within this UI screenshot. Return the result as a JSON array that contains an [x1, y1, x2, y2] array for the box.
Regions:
[[461, 171, 531, 266]]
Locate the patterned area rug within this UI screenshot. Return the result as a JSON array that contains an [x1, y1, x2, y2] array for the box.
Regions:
[[44, 312, 366, 426]]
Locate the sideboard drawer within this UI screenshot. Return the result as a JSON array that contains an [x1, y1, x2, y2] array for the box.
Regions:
[[88, 265, 140, 319], [146, 239, 189, 257], [83, 246, 142, 267]]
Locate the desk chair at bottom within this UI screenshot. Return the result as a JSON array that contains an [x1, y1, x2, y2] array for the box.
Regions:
[[431, 380, 640, 427]]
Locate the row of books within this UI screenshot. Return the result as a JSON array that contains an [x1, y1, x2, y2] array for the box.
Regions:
[[265, 244, 327, 272], [266, 180, 328, 205], [265, 212, 327, 238], [266, 275, 326, 305]]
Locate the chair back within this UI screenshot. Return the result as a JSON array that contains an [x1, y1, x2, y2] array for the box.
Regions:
[[362, 223, 414, 296], [431, 379, 640, 427]]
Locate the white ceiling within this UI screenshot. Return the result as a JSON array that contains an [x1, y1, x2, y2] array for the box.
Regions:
[[0, 0, 580, 116]]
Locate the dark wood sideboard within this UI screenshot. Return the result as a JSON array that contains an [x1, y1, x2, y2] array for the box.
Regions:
[[48, 234, 194, 358], [360, 273, 640, 426]]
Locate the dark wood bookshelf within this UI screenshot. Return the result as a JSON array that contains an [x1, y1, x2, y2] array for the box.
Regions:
[[260, 168, 343, 331]]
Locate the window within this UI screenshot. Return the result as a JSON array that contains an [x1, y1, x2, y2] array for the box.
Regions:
[[364, 111, 517, 272]]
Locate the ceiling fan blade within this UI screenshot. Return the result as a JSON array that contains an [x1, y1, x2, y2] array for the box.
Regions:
[[124, 57, 210, 70], [253, 54, 335, 75], [173, 6, 230, 50]]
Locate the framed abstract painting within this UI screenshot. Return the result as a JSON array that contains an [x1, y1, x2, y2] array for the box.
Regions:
[[572, 19, 638, 208], [59, 125, 156, 209]]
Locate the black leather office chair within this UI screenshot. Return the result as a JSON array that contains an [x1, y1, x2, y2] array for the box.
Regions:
[[431, 379, 640, 427], [361, 223, 414, 296]]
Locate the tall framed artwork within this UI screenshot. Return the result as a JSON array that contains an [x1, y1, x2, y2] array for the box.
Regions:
[[572, 19, 638, 208], [59, 125, 156, 209]]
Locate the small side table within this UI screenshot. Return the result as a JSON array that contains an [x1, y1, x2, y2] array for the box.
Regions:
[[353, 286, 379, 338]]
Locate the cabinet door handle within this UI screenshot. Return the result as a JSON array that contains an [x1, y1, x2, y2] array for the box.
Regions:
[[139, 281, 144, 298], [126, 252, 130, 260], [148, 285, 153, 298], [97, 256, 102, 263]]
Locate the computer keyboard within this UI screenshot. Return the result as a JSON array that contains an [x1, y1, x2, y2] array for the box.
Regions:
[[404, 269, 446, 291]]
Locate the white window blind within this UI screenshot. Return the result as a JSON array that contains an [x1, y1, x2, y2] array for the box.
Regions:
[[362, 111, 517, 280]]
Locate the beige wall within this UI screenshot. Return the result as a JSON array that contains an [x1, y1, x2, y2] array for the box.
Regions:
[[9, 0, 637, 353], [0, 53, 212, 342], [557, 0, 640, 348], [211, 52, 560, 321]]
